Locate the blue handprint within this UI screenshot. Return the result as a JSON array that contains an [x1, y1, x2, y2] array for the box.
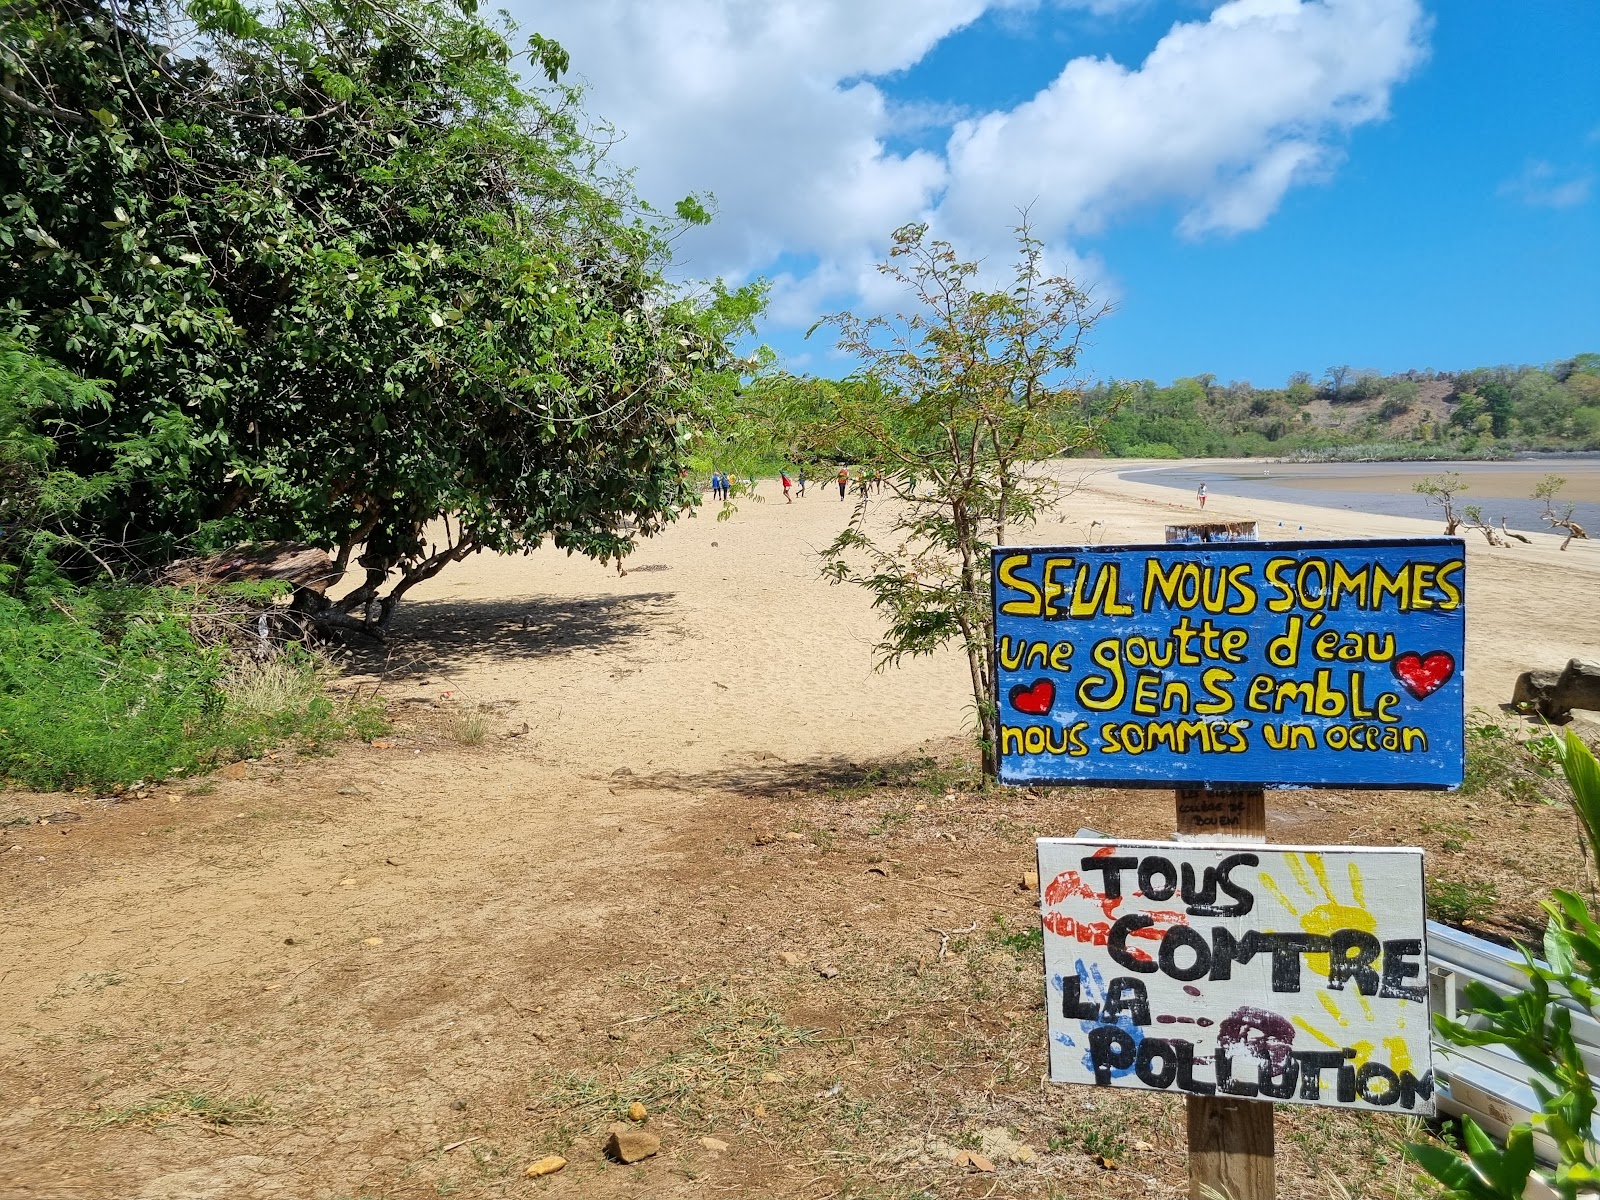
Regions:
[[1051, 958, 1145, 1077]]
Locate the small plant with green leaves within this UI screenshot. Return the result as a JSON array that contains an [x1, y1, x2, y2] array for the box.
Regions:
[[1463, 716, 1558, 804], [1409, 730, 1600, 1197], [1426, 878, 1500, 926]]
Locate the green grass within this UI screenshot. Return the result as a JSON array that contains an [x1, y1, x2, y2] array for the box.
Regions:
[[0, 583, 384, 790], [82, 1089, 272, 1130], [1462, 716, 1559, 804], [1427, 877, 1500, 926]]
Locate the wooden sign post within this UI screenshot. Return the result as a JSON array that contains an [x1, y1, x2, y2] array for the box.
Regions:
[[1173, 529, 1273, 1200], [1177, 787, 1272, 1200], [995, 531, 1465, 1200]]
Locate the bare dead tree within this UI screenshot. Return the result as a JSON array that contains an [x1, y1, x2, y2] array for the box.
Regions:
[[1464, 505, 1506, 547], [1535, 475, 1589, 551]]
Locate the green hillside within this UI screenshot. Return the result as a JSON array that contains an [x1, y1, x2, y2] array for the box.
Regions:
[[1087, 355, 1600, 459]]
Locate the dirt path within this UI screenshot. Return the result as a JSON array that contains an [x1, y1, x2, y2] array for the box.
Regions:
[[3, 463, 1598, 1199]]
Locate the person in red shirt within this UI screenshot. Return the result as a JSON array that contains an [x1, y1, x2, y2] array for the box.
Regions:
[[837, 466, 848, 500], [781, 472, 792, 503]]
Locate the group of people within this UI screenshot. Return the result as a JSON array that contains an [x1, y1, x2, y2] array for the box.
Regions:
[[708, 465, 882, 504]]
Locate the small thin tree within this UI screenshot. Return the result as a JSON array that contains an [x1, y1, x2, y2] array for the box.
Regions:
[[1415, 472, 1466, 535], [808, 220, 1109, 776], [1535, 475, 1589, 550]]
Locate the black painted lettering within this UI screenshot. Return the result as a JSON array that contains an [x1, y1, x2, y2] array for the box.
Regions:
[[1357, 1062, 1401, 1106], [1079, 855, 1139, 899], [1107, 914, 1158, 974], [1380, 938, 1427, 1002], [1175, 1040, 1215, 1096], [1399, 1069, 1435, 1109], [1101, 977, 1152, 1026], [1215, 1047, 1259, 1097], [1135, 1038, 1179, 1089], [1138, 856, 1178, 901], [1060, 974, 1101, 1020], [1158, 925, 1212, 982], [1088, 1026, 1138, 1086], [1327, 929, 1383, 995], [1212, 853, 1259, 917], [1295, 1050, 1345, 1101], [1258, 1060, 1300, 1100]]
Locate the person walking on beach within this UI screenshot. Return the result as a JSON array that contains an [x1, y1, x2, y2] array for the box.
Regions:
[[837, 466, 848, 500], [797, 468, 806, 498], [1197, 481, 1208, 510], [781, 471, 792, 503]]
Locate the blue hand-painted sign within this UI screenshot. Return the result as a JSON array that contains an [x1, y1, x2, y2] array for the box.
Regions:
[[991, 538, 1466, 789]]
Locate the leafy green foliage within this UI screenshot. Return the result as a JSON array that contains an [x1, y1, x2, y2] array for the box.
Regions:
[[3, 0, 759, 630], [1410, 732, 1600, 1197], [805, 221, 1107, 775], [0, 336, 116, 575], [1426, 877, 1500, 926], [0, 584, 382, 789], [1084, 353, 1599, 459]]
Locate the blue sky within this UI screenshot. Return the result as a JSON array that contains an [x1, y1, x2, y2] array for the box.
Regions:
[[524, 1, 1598, 387]]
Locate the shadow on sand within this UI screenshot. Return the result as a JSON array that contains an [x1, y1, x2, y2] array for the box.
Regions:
[[339, 591, 678, 680], [601, 747, 974, 801]]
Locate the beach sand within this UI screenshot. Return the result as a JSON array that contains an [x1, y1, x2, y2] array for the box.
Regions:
[[377, 457, 1600, 765]]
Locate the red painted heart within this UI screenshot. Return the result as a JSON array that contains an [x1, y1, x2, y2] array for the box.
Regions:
[[1393, 651, 1456, 700], [1010, 678, 1056, 716]]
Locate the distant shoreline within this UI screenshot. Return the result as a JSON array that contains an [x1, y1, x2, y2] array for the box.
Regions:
[[1119, 457, 1600, 534]]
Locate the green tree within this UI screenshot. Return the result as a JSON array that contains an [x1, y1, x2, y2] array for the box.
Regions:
[[0, 337, 115, 577], [3, 0, 759, 632], [1415, 472, 1466, 535], [809, 221, 1108, 776]]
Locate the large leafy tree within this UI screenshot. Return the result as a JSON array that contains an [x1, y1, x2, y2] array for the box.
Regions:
[[2, 0, 759, 630]]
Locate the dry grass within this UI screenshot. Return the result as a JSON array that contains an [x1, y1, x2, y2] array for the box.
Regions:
[[519, 747, 1445, 1199], [80, 1090, 273, 1131], [219, 652, 330, 722], [444, 706, 491, 746]]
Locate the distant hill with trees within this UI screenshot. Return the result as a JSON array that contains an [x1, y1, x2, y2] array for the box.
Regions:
[[1086, 354, 1600, 459]]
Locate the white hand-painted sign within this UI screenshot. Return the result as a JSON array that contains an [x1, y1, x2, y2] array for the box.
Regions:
[[1037, 838, 1433, 1113]]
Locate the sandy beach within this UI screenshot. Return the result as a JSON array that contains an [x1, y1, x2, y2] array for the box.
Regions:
[[4, 461, 1600, 1198], [380, 457, 1600, 755]]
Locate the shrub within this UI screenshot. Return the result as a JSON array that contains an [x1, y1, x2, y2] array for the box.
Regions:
[[0, 586, 381, 790], [1409, 731, 1600, 1197]]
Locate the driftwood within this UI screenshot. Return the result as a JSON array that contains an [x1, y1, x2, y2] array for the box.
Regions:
[[160, 543, 340, 593], [1499, 517, 1532, 545], [1510, 659, 1600, 722]]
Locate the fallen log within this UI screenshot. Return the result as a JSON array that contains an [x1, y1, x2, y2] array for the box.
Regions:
[[159, 543, 339, 593]]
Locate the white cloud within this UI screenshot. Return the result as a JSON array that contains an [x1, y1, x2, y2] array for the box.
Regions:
[[940, 0, 1427, 244], [1499, 160, 1594, 210], [515, 0, 1429, 323], [520, 0, 980, 283]]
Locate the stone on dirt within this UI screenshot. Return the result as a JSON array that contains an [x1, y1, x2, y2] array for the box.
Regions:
[[524, 1155, 566, 1177], [699, 1136, 729, 1153], [606, 1126, 661, 1163], [627, 1101, 648, 1121]]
